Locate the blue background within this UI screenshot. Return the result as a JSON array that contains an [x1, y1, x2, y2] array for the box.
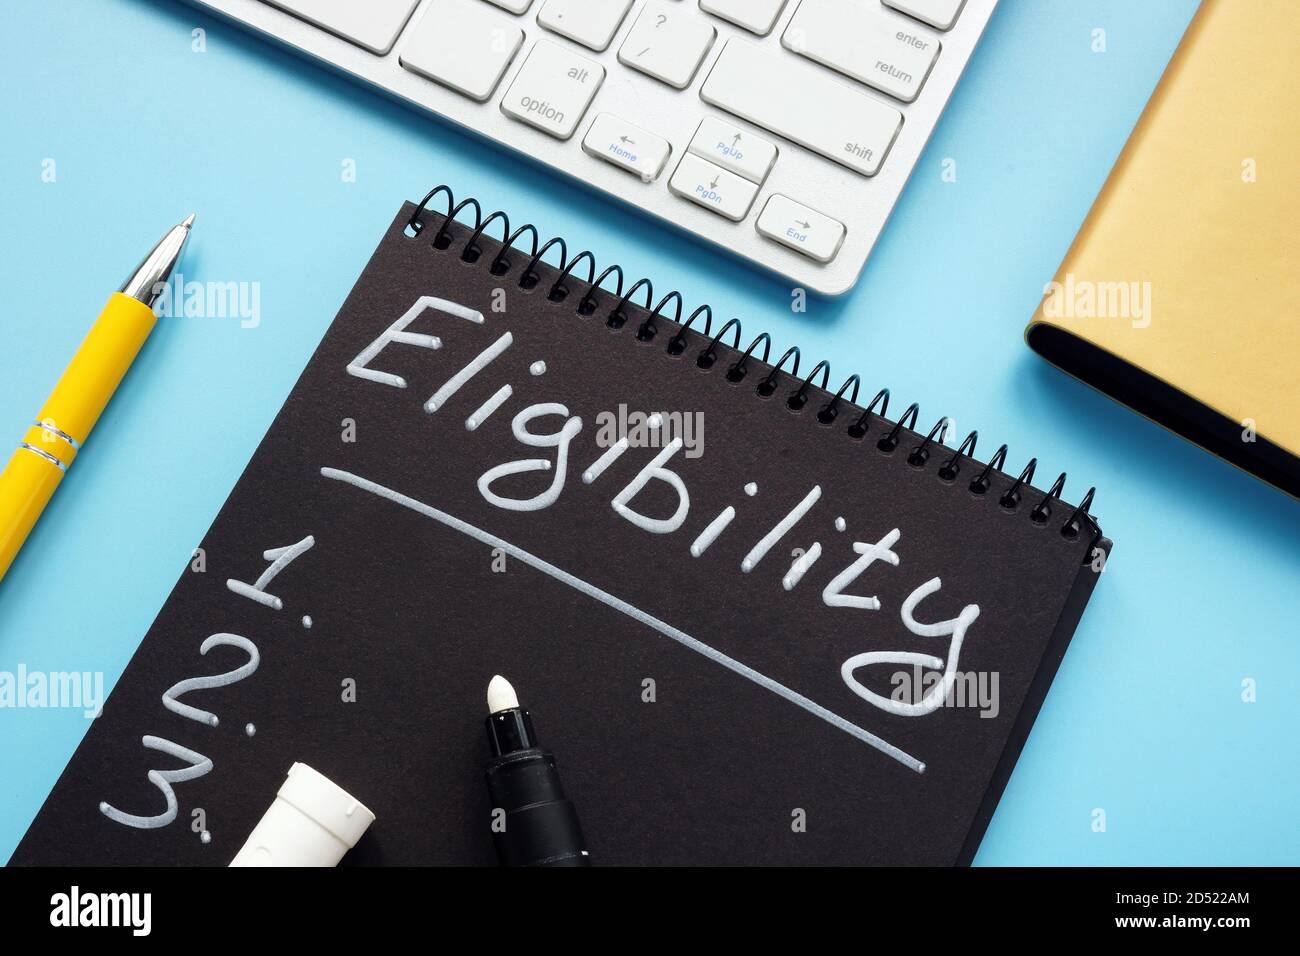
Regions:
[[2, 0, 1295, 865]]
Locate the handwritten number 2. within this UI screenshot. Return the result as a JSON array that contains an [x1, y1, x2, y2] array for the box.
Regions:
[[162, 634, 260, 728]]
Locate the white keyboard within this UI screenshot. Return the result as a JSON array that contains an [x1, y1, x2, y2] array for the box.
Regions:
[[181, 0, 996, 295]]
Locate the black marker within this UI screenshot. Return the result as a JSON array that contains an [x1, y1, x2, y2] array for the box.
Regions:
[[484, 675, 590, 867]]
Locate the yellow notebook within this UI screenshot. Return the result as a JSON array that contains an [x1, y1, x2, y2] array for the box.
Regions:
[[1026, 0, 1299, 498]]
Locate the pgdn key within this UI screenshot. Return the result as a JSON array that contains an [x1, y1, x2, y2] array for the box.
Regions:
[[669, 153, 759, 221]]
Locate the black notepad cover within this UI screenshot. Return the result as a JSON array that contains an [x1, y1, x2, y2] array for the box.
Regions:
[[12, 202, 1109, 866]]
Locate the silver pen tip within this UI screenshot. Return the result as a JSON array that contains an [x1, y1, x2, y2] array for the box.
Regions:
[[120, 215, 197, 307]]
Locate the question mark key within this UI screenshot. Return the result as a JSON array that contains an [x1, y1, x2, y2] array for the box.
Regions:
[[616, 4, 718, 90]]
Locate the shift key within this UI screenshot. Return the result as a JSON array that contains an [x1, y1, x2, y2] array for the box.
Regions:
[[502, 40, 606, 140], [701, 39, 902, 176]]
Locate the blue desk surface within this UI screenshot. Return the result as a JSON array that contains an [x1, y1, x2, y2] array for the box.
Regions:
[[3, 0, 1296, 866]]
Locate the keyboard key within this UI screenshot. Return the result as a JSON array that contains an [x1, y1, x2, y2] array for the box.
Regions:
[[699, 0, 788, 37], [669, 153, 759, 221], [399, 0, 523, 102], [882, 0, 966, 31], [618, 2, 716, 89], [501, 40, 606, 139], [582, 113, 672, 181], [537, 0, 633, 52], [482, 0, 534, 12], [688, 117, 776, 184], [784, 0, 939, 103], [701, 39, 902, 176], [261, 0, 419, 55], [756, 195, 845, 262]]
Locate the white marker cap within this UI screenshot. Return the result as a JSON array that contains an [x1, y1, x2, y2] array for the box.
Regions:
[[229, 763, 375, 867]]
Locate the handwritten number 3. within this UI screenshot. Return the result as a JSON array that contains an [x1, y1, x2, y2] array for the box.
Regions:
[[99, 736, 214, 830]]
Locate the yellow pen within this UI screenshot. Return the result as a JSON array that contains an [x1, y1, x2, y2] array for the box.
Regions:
[[0, 215, 194, 583]]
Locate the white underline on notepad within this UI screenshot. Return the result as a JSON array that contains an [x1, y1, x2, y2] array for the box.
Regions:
[[320, 466, 925, 774]]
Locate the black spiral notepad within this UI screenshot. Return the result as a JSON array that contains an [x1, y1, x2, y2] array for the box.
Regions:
[[13, 190, 1111, 866]]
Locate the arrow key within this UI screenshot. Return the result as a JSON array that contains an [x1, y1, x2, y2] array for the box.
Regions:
[[669, 153, 759, 221], [688, 117, 777, 185], [757, 195, 845, 263], [582, 113, 672, 182]]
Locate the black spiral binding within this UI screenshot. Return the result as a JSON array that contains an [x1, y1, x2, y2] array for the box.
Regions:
[[407, 187, 1104, 556]]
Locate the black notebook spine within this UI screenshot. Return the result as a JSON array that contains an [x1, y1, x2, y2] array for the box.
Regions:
[[406, 185, 1103, 553]]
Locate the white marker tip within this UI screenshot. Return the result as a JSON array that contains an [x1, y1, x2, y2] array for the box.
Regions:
[[487, 675, 519, 714]]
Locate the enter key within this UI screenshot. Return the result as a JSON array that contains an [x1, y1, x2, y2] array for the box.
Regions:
[[756, 195, 846, 263]]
